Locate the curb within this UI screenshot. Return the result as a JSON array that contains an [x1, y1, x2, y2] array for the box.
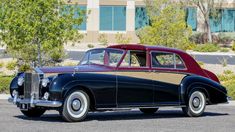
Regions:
[[0, 94, 10, 100], [187, 51, 235, 56]]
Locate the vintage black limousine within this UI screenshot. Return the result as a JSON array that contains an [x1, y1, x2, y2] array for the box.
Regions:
[[8, 44, 228, 122]]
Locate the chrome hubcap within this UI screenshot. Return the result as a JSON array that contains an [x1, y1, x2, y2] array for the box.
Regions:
[[189, 91, 205, 114], [66, 91, 88, 118], [192, 97, 200, 108], [71, 99, 81, 111]]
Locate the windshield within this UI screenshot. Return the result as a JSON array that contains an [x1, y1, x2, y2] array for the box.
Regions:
[[80, 48, 124, 67]]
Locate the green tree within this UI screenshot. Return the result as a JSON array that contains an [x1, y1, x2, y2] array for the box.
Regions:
[[137, 0, 192, 50], [184, 0, 225, 43], [0, 0, 85, 68]]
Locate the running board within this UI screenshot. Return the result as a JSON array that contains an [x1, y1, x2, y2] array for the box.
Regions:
[[96, 105, 186, 111]]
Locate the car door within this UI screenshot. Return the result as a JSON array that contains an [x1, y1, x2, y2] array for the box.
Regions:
[[150, 51, 187, 105], [116, 50, 154, 107]]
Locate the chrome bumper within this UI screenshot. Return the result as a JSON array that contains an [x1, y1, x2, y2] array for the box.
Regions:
[[227, 96, 232, 101], [8, 97, 62, 108]]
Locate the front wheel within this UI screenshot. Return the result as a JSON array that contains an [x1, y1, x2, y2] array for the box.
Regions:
[[182, 91, 206, 117], [139, 108, 159, 114], [62, 90, 90, 122], [21, 108, 46, 117]]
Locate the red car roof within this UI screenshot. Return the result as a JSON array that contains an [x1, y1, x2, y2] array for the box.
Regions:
[[108, 44, 186, 54]]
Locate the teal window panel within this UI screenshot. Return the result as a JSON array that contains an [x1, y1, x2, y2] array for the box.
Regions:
[[100, 6, 113, 30], [186, 7, 197, 31], [210, 17, 222, 32], [135, 7, 149, 30], [113, 6, 126, 30], [100, 6, 126, 31], [209, 9, 222, 32], [222, 9, 235, 32], [73, 5, 87, 30]]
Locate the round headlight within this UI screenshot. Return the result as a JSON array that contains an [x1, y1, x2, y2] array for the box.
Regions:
[[42, 78, 50, 87], [17, 77, 24, 86]]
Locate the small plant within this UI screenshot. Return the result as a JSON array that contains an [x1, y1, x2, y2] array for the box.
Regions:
[[115, 33, 131, 44], [0, 62, 4, 68], [87, 44, 94, 48], [197, 61, 204, 68], [6, 60, 17, 71], [218, 57, 228, 67], [19, 64, 31, 72], [220, 48, 229, 52], [232, 42, 235, 51], [0, 75, 13, 93], [193, 43, 219, 52], [98, 34, 108, 46], [223, 70, 233, 75]]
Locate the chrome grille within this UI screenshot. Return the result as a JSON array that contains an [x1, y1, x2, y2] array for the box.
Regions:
[[24, 73, 40, 99]]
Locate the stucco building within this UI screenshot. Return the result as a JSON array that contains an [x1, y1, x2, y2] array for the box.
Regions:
[[66, 0, 235, 43]]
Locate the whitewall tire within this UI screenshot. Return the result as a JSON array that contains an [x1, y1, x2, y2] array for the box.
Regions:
[[62, 90, 90, 122], [182, 90, 206, 117]]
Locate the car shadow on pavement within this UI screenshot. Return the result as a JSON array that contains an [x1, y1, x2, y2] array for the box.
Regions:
[[14, 109, 229, 123]]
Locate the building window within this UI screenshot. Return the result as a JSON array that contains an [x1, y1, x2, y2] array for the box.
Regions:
[[186, 7, 197, 31], [135, 7, 149, 30], [61, 5, 87, 31], [100, 6, 126, 31], [222, 9, 235, 32], [73, 5, 87, 31], [210, 9, 235, 32]]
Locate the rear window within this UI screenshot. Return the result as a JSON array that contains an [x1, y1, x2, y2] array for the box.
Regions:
[[151, 52, 186, 69]]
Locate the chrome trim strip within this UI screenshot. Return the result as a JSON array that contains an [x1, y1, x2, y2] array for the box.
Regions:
[[8, 97, 62, 108], [96, 105, 186, 110]]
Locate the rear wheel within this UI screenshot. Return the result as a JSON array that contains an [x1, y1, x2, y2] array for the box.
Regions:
[[62, 90, 90, 122], [21, 108, 46, 117], [139, 108, 159, 114], [182, 90, 206, 117]]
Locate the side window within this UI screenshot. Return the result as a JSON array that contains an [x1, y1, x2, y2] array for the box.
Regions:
[[120, 50, 147, 67], [151, 52, 186, 69], [175, 55, 186, 69], [107, 49, 123, 67], [89, 50, 105, 65]]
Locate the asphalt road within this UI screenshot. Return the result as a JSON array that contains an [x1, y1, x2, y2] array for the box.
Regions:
[[1, 49, 235, 64], [0, 100, 235, 132]]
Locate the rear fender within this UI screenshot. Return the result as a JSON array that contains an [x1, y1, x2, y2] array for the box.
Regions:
[[180, 75, 227, 105]]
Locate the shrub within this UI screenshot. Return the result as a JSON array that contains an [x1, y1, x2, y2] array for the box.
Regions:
[[0, 76, 13, 93], [87, 44, 94, 48], [232, 42, 235, 51], [190, 32, 219, 44], [218, 32, 235, 45], [6, 61, 17, 71], [220, 48, 229, 52], [193, 43, 219, 52], [0, 62, 4, 68], [19, 64, 31, 72], [218, 72, 235, 100], [115, 33, 131, 44], [223, 70, 234, 75], [98, 34, 108, 46]]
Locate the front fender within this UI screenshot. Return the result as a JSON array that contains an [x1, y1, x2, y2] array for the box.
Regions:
[[49, 73, 95, 102], [180, 75, 227, 105], [9, 73, 24, 96]]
